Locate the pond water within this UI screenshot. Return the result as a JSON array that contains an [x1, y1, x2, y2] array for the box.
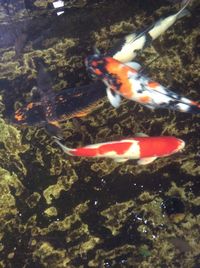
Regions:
[[0, 0, 199, 267]]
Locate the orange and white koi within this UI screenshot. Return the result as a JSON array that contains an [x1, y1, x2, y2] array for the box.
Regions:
[[54, 134, 185, 165], [85, 54, 200, 114], [108, 0, 191, 63]]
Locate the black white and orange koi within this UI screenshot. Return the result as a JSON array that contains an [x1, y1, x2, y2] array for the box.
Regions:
[[109, 0, 191, 62], [54, 134, 185, 165], [85, 54, 200, 114]]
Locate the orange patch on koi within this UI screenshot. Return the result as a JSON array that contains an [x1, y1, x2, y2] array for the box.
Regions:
[[148, 81, 160, 88], [139, 95, 150, 103], [94, 69, 102, 76], [75, 111, 89, 117], [27, 102, 34, 110], [105, 57, 135, 98], [48, 120, 60, 128], [191, 100, 200, 108], [15, 113, 25, 121]]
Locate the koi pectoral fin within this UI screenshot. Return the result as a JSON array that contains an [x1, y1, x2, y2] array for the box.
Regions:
[[142, 103, 155, 111], [137, 156, 157, 165], [106, 87, 121, 108], [135, 133, 149, 137], [125, 61, 142, 71], [45, 122, 63, 138]]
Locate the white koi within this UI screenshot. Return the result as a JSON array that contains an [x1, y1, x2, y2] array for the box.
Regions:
[[109, 0, 191, 63]]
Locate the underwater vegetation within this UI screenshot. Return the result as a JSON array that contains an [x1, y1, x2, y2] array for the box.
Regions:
[[0, 0, 199, 267]]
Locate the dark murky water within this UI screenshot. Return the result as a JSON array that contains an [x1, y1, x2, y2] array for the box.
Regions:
[[0, 0, 200, 267]]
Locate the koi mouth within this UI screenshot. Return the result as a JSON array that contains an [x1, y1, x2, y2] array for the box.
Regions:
[[177, 139, 185, 152]]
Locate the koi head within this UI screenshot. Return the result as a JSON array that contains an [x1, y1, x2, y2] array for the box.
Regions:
[[175, 138, 185, 152], [160, 137, 185, 156], [137, 136, 185, 161], [85, 54, 126, 94], [85, 54, 107, 79], [12, 102, 46, 126]]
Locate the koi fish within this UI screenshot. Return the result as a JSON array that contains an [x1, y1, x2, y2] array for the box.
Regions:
[[11, 0, 192, 128], [109, 0, 191, 63], [85, 54, 200, 114], [12, 82, 106, 127], [54, 134, 185, 164], [12, 59, 106, 131]]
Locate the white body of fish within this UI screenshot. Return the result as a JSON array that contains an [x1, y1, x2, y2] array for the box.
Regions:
[[110, 0, 191, 63]]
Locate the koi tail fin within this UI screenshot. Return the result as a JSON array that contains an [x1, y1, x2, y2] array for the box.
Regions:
[[53, 136, 74, 156], [176, 0, 191, 19], [187, 103, 200, 114], [174, 100, 200, 114]]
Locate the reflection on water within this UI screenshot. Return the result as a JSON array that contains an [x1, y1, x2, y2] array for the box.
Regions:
[[0, 0, 200, 267]]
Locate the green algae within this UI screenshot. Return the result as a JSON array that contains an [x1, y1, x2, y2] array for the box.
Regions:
[[0, 37, 77, 80], [0, 167, 24, 264], [0, 168, 21, 225], [43, 172, 78, 205], [139, 244, 151, 258], [180, 160, 200, 176], [33, 242, 70, 268], [35, 202, 89, 234], [0, 118, 28, 155], [44, 206, 58, 217], [101, 200, 135, 236], [26, 192, 41, 208], [88, 245, 137, 267]]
